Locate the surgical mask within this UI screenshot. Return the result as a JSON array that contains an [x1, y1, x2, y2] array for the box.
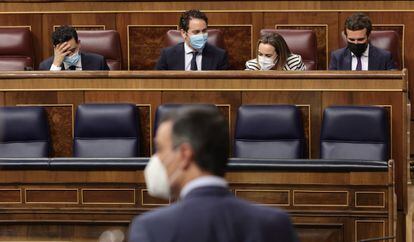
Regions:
[[144, 155, 171, 200], [64, 51, 80, 67], [258, 55, 276, 70], [189, 33, 208, 50], [347, 42, 368, 57]]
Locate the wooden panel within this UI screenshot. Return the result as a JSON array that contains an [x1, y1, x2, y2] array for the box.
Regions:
[[210, 25, 252, 70], [25, 189, 78, 204], [235, 189, 290, 206], [0, 189, 21, 204], [293, 190, 348, 207], [82, 189, 135, 205], [44, 105, 73, 157], [295, 224, 344, 242], [355, 220, 385, 242], [276, 24, 328, 70], [141, 189, 169, 206], [0, 223, 127, 242], [355, 192, 385, 208], [128, 25, 177, 70]]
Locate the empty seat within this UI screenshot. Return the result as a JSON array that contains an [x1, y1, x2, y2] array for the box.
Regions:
[[165, 29, 226, 50], [340, 30, 401, 69], [320, 106, 389, 161], [234, 105, 305, 159], [74, 104, 140, 157], [0, 106, 49, 157], [154, 104, 219, 136], [0, 28, 34, 71], [77, 30, 122, 70], [260, 29, 318, 70]]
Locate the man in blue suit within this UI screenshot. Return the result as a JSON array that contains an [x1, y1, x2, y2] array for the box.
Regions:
[[128, 106, 298, 242], [155, 10, 229, 70], [39, 25, 109, 71], [329, 13, 395, 70]]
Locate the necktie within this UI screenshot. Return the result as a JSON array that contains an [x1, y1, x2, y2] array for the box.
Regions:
[[190, 51, 198, 71], [356, 56, 362, 71], [68, 65, 76, 71]]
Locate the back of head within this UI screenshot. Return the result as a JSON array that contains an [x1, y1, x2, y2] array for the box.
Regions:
[[258, 32, 291, 70], [52, 25, 78, 46], [179, 9, 209, 32], [168, 106, 229, 177], [344, 12, 372, 36]]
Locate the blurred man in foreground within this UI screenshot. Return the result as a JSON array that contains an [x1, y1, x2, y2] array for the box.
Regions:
[[128, 106, 298, 242]]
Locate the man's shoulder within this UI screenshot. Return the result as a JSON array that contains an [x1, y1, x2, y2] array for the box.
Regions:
[[370, 44, 392, 57], [331, 46, 348, 57], [204, 43, 226, 55], [161, 42, 184, 55], [39, 56, 54, 70], [81, 52, 105, 61]]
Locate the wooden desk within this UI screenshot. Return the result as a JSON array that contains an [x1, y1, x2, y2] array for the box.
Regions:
[[0, 70, 409, 241]]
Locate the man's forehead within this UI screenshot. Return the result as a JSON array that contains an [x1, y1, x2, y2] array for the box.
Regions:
[[156, 121, 173, 140], [346, 28, 367, 36]]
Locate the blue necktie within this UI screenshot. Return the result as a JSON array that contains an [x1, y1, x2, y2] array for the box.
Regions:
[[191, 51, 198, 71], [356, 56, 362, 71]]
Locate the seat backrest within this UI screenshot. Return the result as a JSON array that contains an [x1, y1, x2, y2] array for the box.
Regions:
[[77, 30, 122, 70], [0, 106, 49, 157], [165, 29, 226, 50], [340, 30, 401, 69], [154, 104, 219, 139], [74, 104, 140, 157], [234, 105, 305, 159], [320, 106, 389, 161], [0, 28, 34, 71], [260, 29, 318, 70]]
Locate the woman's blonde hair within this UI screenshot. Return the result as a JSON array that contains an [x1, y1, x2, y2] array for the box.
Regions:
[[257, 32, 291, 70]]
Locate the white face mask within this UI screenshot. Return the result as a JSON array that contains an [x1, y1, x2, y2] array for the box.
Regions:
[[258, 55, 276, 70], [144, 155, 171, 200]]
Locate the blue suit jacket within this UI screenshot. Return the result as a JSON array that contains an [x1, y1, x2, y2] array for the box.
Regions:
[[128, 186, 298, 242], [38, 52, 110, 70], [155, 42, 229, 70], [329, 44, 396, 70]]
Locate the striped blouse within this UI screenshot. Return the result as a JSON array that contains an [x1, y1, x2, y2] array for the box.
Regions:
[[245, 54, 306, 71]]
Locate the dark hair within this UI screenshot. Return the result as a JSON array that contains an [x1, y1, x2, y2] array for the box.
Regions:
[[165, 106, 229, 177], [52, 25, 78, 46], [179, 9, 208, 32], [344, 13, 372, 37], [257, 32, 292, 70]]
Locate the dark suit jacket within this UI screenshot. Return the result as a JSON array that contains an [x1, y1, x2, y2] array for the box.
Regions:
[[38, 52, 110, 70], [128, 186, 298, 242], [155, 42, 229, 70], [329, 44, 395, 70]]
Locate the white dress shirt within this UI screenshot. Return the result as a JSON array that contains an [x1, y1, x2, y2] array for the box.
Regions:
[[351, 44, 369, 71], [184, 42, 202, 71], [180, 175, 228, 199], [50, 55, 83, 71]]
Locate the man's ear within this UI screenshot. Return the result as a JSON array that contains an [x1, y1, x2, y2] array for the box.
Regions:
[[180, 29, 187, 40], [178, 142, 194, 169]]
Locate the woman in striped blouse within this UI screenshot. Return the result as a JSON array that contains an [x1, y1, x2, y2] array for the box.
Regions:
[[245, 32, 306, 71]]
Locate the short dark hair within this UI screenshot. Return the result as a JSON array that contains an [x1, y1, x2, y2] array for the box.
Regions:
[[166, 106, 229, 177], [52, 25, 78, 46], [179, 9, 208, 32], [344, 13, 372, 37]]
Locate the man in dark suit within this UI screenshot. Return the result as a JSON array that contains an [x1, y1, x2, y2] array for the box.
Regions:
[[39, 25, 109, 71], [128, 106, 298, 242], [329, 13, 395, 70], [155, 10, 229, 70]]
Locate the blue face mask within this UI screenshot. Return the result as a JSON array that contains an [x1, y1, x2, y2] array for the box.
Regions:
[[64, 52, 80, 67], [189, 33, 208, 50]]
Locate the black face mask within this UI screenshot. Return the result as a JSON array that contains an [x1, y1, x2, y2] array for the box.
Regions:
[[347, 42, 368, 57]]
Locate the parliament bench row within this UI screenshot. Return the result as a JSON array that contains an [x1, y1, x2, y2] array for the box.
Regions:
[[0, 27, 401, 70], [0, 103, 389, 161]]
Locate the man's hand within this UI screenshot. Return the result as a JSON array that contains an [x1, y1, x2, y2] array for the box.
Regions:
[[52, 42, 71, 67]]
